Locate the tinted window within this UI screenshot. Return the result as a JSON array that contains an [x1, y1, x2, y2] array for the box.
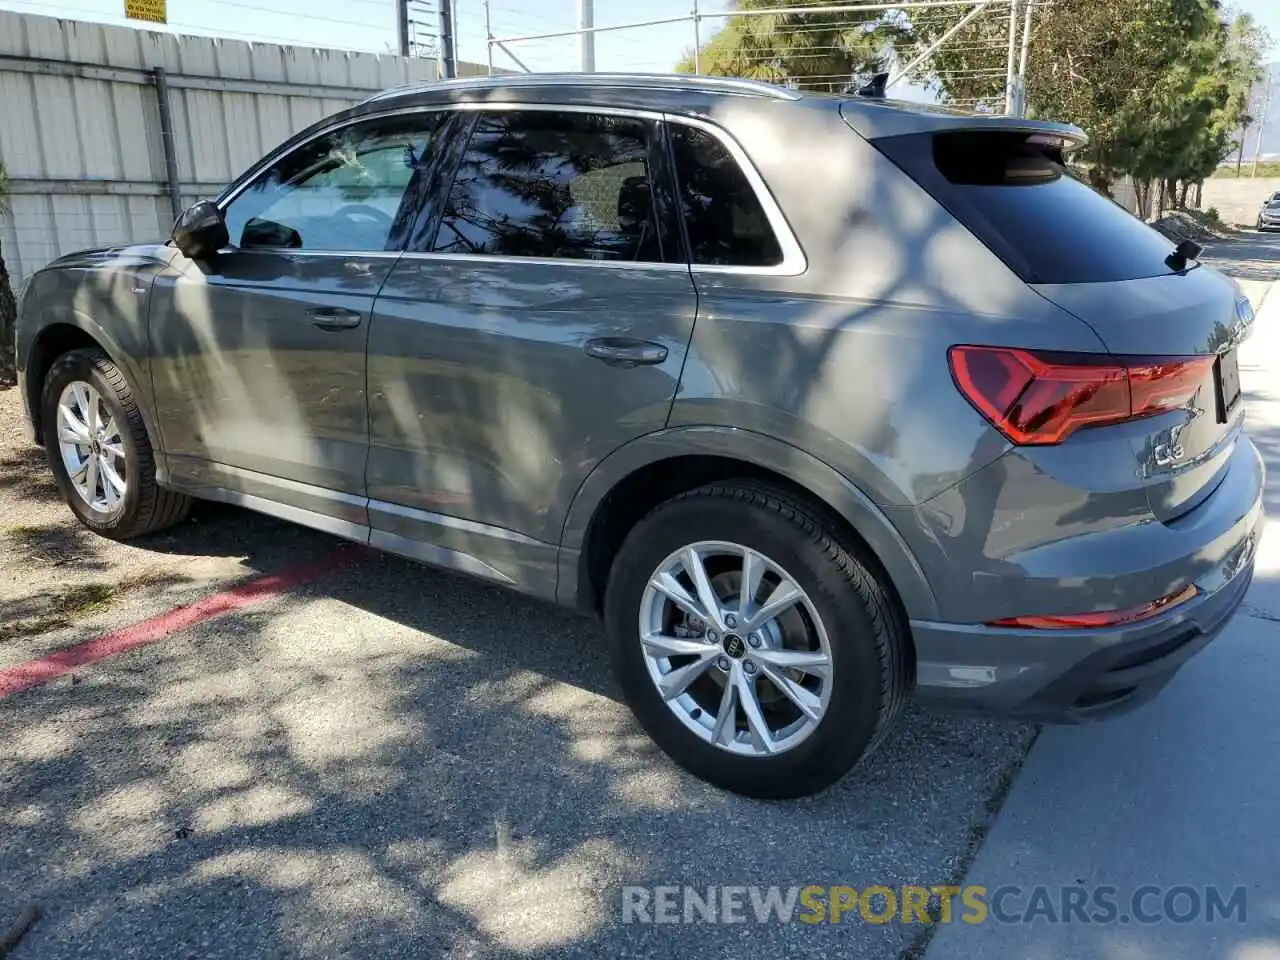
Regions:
[[432, 111, 666, 262], [224, 113, 442, 252], [877, 131, 1179, 284], [668, 125, 782, 267]]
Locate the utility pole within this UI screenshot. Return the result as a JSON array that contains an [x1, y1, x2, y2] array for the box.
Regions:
[[439, 0, 456, 78], [1237, 78, 1252, 176], [1003, 0, 1020, 116], [1252, 74, 1273, 178], [578, 0, 595, 73], [1014, 0, 1033, 118], [484, 0, 494, 74], [692, 0, 701, 74], [396, 0, 410, 57]]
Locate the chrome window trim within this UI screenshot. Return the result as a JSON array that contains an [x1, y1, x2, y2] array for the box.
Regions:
[[209, 248, 406, 259], [214, 101, 806, 278], [397, 251, 690, 271], [664, 114, 807, 278], [215, 102, 666, 260]]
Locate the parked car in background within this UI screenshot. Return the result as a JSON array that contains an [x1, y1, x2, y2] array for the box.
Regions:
[[14, 73, 1262, 798], [1258, 199, 1280, 231]]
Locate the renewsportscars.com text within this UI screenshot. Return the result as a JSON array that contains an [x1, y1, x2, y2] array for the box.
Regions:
[[620, 884, 1247, 926]]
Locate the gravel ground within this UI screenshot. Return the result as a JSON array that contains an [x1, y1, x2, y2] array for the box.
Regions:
[[0, 383, 1038, 959]]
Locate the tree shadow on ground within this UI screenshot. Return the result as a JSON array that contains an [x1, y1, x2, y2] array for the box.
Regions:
[[0, 444, 58, 505], [0, 548, 1037, 960]]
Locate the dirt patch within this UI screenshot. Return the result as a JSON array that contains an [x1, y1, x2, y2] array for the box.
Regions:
[[0, 386, 348, 647], [1150, 209, 1237, 243], [0, 571, 193, 642], [0, 582, 118, 642]]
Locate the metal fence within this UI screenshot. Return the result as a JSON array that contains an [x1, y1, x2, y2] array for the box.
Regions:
[[469, 0, 1029, 112], [0, 10, 444, 286]]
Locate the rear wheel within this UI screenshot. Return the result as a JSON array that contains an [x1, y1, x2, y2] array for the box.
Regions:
[[604, 482, 911, 798], [41, 347, 191, 539]]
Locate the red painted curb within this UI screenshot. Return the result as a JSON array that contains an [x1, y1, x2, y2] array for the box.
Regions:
[[0, 547, 359, 699]]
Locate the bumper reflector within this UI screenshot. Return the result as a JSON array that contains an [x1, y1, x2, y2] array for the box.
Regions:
[[988, 584, 1199, 630]]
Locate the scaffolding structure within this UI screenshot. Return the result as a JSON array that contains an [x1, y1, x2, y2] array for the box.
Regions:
[[473, 0, 1039, 116]]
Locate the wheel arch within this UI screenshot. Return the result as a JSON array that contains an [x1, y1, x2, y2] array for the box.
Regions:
[[558, 426, 939, 622], [25, 312, 162, 470]]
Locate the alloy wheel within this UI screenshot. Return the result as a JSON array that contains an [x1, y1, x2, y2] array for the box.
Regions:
[[637, 540, 834, 757], [56, 381, 127, 513]]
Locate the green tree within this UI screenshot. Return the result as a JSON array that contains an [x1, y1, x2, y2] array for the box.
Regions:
[[0, 164, 15, 384], [898, 0, 1267, 210], [675, 0, 897, 91]]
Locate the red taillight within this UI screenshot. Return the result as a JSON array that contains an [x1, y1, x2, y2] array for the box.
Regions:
[[988, 585, 1198, 630], [948, 346, 1214, 445]]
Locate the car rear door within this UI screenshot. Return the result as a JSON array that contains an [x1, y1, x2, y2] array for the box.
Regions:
[[149, 111, 445, 529], [364, 105, 697, 593]]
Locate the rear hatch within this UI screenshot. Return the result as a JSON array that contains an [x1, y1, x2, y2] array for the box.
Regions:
[[868, 120, 1252, 523]]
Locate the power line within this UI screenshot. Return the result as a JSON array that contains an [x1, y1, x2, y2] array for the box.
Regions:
[[192, 0, 390, 32]]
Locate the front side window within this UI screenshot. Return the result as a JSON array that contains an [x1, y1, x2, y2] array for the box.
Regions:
[[432, 110, 667, 262], [668, 124, 783, 268], [223, 112, 443, 252]]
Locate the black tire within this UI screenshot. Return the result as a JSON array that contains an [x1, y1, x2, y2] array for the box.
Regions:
[[41, 347, 192, 539], [604, 481, 912, 799]]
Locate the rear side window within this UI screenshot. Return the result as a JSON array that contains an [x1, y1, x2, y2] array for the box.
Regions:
[[431, 110, 670, 263], [877, 132, 1178, 284], [668, 125, 782, 268]]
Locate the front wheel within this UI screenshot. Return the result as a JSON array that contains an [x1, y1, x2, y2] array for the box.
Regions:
[[604, 482, 911, 798], [41, 347, 191, 539]]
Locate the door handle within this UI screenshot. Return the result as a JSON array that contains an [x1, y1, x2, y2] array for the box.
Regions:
[[583, 337, 668, 368], [308, 307, 363, 330]]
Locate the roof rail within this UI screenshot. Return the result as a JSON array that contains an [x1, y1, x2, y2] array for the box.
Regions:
[[361, 72, 803, 105]]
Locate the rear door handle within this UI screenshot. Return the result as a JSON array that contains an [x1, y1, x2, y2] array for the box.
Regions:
[[583, 337, 668, 368], [308, 307, 363, 330]]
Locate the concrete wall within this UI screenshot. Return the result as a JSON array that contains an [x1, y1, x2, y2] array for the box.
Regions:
[[0, 11, 451, 286], [1200, 177, 1280, 227]]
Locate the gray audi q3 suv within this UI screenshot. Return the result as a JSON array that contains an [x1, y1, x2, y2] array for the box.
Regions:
[[15, 73, 1263, 797]]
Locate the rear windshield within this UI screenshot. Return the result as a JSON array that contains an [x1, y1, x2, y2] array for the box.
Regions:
[[875, 131, 1179, 284]]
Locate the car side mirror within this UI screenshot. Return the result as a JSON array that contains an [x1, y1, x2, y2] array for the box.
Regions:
[[171, 200, 229, 260]]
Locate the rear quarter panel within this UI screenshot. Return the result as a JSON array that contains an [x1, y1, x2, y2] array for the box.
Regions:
[[670, 97, 1109, 509]]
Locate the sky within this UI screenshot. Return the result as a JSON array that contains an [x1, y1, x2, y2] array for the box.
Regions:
[[2, 0, 1277, 79], [0, 0, 732, 70]]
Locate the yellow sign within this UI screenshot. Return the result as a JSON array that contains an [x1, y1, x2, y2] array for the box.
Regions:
[[124, 0, 166, 24]]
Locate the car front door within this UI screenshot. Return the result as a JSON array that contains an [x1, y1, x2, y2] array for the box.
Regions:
[[364, 106, 698, 593], [149, 111, 446, 529]]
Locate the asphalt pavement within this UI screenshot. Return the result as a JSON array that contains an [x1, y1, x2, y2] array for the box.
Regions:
[[925, 231, 1280, 960]]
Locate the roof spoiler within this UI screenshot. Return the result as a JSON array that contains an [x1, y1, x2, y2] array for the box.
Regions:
[[839, 99, 1088, 152]]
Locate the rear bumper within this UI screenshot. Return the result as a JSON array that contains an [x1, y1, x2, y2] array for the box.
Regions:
[[911, 441, 1263, 722], [912, 552, 1254, 721]]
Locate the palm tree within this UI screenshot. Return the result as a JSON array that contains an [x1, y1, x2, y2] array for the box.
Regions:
[[0, 163, 15, 384]]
